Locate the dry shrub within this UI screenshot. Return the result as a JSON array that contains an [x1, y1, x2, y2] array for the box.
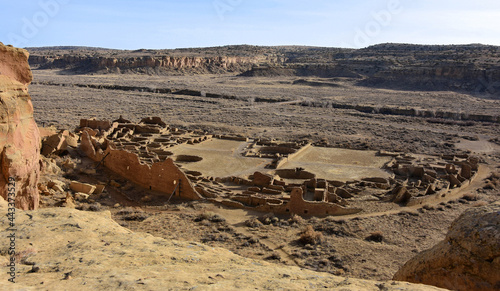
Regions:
[[299, 225, 323, 245], [488, 172, 500, 180], [264, 252, 282, 261], [423, 204, 434, 210], [462, 193, 478, 201], [195, 212, 226, 223], [289, 214, 305, 225], [118, 207, 150, 221], [117, 207, 137, 215], [88, 202, 102, 212], [472, 201, 488, 207], [245, 218, 263, 228], [365, 231, 384, 242]]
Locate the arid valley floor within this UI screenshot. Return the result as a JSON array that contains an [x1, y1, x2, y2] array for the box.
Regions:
[[2, 44, 500, 290]]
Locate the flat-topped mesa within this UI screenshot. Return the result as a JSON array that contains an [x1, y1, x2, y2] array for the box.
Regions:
[[30, 55, 266, 74], [0, 43, 41, 210]]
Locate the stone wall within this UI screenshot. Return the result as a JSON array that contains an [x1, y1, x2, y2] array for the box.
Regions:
[[80, 130, 202, 201]]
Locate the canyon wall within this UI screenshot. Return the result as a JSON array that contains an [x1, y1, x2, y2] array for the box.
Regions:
[[28, 44, 500, 95], [0, 43, 40, 210], [29, 55, 265, 74]]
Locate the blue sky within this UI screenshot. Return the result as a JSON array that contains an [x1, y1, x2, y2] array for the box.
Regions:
[[1, 0, 499, 49]]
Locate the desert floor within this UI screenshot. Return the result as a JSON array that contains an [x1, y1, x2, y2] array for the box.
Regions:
[[32, 69, 500, 280]]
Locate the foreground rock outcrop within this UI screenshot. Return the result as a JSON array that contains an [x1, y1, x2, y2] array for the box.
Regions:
[[0, 198, 444, 290], [0, 43, 40, 210], [394, 202, 500, 291]]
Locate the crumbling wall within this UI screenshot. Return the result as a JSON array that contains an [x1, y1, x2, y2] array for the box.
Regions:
[[80, 130, 202, 201], [0, 43, 40, 210], [256, 188, 362, 217]]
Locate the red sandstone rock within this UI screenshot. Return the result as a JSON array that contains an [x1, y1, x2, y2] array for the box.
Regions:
[[0, 43, 40, 210]]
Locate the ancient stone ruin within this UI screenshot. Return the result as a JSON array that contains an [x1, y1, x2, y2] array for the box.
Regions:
[[77, 117, 480, 217], [0, 43, 41, 210]]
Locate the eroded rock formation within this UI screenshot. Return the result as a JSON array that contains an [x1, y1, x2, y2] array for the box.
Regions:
[[0, 43, 40, 210], [393, 202, 500, 291]]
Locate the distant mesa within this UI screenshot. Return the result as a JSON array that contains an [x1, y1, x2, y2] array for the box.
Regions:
[[27, 43, 500, 96]]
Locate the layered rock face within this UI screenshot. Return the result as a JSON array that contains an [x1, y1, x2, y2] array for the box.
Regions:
[[28, 44, 500, 95], [393, 202, 500, 291], [0, 43, 40, 210], [31, 55, 263, 74]]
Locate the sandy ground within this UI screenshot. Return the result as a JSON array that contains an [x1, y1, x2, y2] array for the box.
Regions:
[[279, 147, 392, 181], [170, 139, 270, 177]]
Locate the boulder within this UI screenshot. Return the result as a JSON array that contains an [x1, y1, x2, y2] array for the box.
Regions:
[[94, 184, 106, 194], [460, 163, 472, 179], [253, 171, 273, 187], [74, 192, 90, 201], [69, 181, 96, 195], [41, 133, 67, 156], [448, 174, 462, 188], [392, 186, 411, 204], [262, 187, 282, 195], [335, 188, 353, 199], [80, 119, 112, 131], [140, 116, 167, 127], [394, 202, 500, 291], [0, 43, 40, 210]]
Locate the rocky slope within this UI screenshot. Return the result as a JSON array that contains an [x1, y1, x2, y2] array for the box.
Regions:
[[27, 43, 500, 95], [0, 197, 445, 290], [394, 202, 500, 291], [0, 42, 40, 210]]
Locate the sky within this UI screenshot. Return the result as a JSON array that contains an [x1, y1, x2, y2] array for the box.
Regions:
[[1, 0, 499, 49]]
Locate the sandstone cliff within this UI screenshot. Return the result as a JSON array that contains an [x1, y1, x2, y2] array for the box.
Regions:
[[0, 197, 445, 290], [393, 202, 500, 291], [28, 45, 277, 74], [28, 43, 500, 95], [0, 43, 40, 210]]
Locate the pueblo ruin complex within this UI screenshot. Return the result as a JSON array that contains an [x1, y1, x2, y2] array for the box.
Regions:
[[75, 116, 479, 217]]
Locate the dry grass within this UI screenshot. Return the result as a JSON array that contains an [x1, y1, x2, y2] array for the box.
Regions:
[[117, 207, 150, 221]]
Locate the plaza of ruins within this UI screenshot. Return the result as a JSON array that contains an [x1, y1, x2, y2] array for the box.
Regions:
[[73, 116, 480, 217]]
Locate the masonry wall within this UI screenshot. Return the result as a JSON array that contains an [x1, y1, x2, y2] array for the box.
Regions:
[[81, 130, 202, 200]]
